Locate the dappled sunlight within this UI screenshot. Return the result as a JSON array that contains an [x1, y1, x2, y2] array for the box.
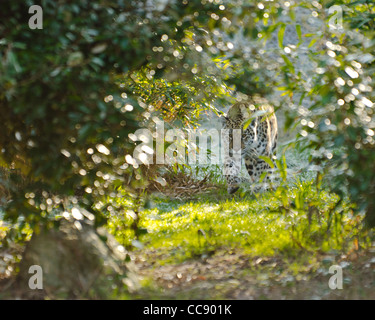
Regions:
[[1, 0, 375, 300]]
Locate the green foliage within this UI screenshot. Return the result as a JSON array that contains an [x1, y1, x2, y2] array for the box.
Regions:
[[122, 67, 231, 126], [0, 0, 266, 226], [276, 1, 375, 227]]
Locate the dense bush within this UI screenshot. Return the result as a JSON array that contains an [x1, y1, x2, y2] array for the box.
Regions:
[[0, 0, 253, 226], [278, 0, 375, 227]]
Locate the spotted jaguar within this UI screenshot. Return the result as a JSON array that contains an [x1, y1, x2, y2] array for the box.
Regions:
[[221, 97, 278, 194]]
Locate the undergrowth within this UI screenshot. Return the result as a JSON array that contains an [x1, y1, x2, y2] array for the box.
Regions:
[[107, 172, 371, 267]]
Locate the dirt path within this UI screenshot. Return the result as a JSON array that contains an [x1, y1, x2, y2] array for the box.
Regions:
[[132, 248, 375, 300]]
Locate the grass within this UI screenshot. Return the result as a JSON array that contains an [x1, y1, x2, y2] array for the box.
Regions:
[[118, 176, 375, 300], [141, 197, 292, 260], [107, 174, 369, 269], [142, 189, 352, 260]]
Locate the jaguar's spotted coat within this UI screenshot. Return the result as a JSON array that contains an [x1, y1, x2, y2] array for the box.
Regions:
[[221, 98, 278, 194]]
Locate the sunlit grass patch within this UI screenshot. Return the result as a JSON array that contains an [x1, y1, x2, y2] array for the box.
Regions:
[[135, 180, 364, 263], [140, 199, 289, 259]]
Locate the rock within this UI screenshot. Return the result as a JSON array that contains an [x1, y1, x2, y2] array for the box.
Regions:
[[16, 218, 136, 299]]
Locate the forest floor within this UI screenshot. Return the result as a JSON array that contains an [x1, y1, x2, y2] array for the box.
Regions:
[[124, 181, 375, 300], [1, 173, 375, 300], [131, 247, 375, 300]]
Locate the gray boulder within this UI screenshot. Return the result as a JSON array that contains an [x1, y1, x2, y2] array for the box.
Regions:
[[16, 218, 137, 299]]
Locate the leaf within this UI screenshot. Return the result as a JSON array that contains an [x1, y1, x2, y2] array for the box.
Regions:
[[13, 42, 27, 50], [243, 110, 268, 130], [243, 117, 253, 131], [259, 155, 275, 169], [281, 54, 295, 74], [281, 154, 287, 172], [91, 43, 107, 54], [91, 57, 104, 67], [296, 24, 302, 44], [8, 51, 22, 73], [258, 171, 268, 183], [67, 51, 84, 67], [308, 37, 318, 48], [278, 23, 286, 48]]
